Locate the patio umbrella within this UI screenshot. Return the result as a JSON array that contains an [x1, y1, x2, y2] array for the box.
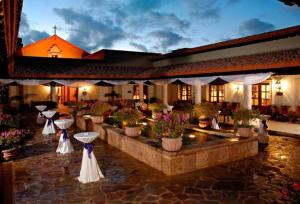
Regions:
[[144, 80, 155, 85], [6, 81, 22, 86], [94, 81, 114, 87], [42, 81, 64, 87], [171, 79, 187, 85], [128, 81, 137, 84], [209, 77, 228, 85]]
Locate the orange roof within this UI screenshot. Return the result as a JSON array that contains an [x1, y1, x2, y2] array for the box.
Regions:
[[154, 25, 300, 61], [17, 34, 89, 59]]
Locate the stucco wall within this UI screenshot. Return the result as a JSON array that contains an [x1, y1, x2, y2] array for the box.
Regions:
[[154, 36, 300, 67]]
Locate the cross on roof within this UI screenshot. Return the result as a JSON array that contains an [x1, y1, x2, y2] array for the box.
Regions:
[[53, 25, 57, 35]]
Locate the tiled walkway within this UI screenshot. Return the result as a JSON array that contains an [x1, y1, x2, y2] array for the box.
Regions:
[[4, 114, 300, 203], [267, 120, 300, 137]]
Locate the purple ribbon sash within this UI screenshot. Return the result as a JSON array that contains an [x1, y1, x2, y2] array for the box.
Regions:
[[62, 129, 68, 142], [84, 143, 93, 159], [47, 117, 53, 126]]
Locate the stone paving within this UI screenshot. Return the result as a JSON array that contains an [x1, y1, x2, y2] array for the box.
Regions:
[[8, 115, 300, 203]]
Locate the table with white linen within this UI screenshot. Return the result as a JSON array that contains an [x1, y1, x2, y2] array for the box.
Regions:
[[42, 110, 56, 135], [74, 132, 104, 183], [35, 105, 47, 124], [54, 119, 74, 154]]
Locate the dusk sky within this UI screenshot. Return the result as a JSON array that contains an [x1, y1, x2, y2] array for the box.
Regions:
[[20, 0, 300, 53]]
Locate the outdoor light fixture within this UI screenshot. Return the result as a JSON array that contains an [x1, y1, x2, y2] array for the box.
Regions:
[[235, 84, 240, 92], [189, 134, 196, 139], [82, 87, 88, 96], [275, 80, 283, 96]]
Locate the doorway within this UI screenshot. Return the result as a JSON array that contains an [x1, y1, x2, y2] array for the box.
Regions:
[[57, 86, 78, 104]]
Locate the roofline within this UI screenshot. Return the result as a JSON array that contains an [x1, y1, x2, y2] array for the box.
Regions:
[[86, 48, 161, 59], [19, 34, 90, 55], [153, 25, 300, 61]]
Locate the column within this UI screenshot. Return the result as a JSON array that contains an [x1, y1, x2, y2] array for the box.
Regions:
[[243, 84, 252, 109], [194, 85, 202, 104], [163, 84, 168, 106], [139, 83, 144, 103], [50, 86, 57, 102]]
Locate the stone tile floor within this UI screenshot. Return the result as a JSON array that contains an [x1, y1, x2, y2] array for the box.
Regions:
[[7, 115, 300, 203]]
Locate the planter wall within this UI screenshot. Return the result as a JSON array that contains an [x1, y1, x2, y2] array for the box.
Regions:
[[237, 127, 253, 137]]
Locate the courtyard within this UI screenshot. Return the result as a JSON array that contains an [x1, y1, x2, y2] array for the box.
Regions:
[[0, 112, 298, 204]]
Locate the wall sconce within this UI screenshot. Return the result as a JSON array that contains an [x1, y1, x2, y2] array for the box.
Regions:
[[235, 84, 240, 92], [82, 87, 88, 96], [275, 80, 283, 96]]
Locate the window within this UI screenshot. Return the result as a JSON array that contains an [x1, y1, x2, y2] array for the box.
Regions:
[[252, 83, 271, 106], [133, 85, 148, 100], [178, 84, 191, 100], [209, 85, 224, 102]]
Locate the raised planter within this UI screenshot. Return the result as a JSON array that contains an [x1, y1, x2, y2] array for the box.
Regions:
[[162, 137, 182, 152], [2, 148, 17, 161], [90, 115, 104, 124], [106, 128, 258, 176], [199, 118, 211, 129], [237, 127, 253, 137], [125, 126, 141, 137]]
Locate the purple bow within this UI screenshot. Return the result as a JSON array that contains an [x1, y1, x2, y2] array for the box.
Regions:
[[84, 143, 93, 159], [47, 117, 53, 126], [62, 129, 68, 142]]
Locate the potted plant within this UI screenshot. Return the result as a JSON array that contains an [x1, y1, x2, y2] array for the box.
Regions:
[[0, 129, 24, 161], [149, 103, 167, 119], [233, 108, 260, 137], [152, 112, 189, 151], [90, 101, 110, 124], [193, 103, 219, 129], [117, 108, 143, 137]]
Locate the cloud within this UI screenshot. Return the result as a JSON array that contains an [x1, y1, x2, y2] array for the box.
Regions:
[[19, 13, 50, 45], [126, 0, 163, 13], [130, 42, 149, 52], [184, 0, 220, 20], [149, 30, 189, 52], [54, 8, 126, 51], [238, 18, 275, 36], [146, 11, 189, 30]]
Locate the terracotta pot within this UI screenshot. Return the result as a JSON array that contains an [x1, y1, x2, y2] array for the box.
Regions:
[[237, 127, 253, 137], [2, 148, 17, 161], [162, 137, 182, 152], [198, 118, 211, 129], [125, 127, 141, 137], [90, 116, 104, 124]]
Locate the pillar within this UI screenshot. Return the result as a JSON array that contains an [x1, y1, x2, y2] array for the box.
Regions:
[[194, 85, 202, 104], [243, 84, 252, 109], [139, 83, 144, 103], [163, 84, 168, 106], [50, 86, 57, 102]]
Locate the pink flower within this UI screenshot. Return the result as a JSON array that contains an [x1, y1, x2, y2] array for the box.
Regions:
[[280, 187, 289, 199], [292, 182, 300, 191]]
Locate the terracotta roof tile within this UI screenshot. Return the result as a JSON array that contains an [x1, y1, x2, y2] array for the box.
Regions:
[[13, 48, 300, 79]]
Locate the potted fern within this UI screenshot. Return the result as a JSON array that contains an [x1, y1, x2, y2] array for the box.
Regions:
[[233, 108, 260, 137], [90, 101, 110, 124], [193, 103, 219, 129]]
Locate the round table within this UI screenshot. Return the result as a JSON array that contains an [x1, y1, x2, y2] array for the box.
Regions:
[[42, 110, 57, 135], [54, 119, 74, 154], [35, 105, 47, 124], [74, 132, 104, 183]]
